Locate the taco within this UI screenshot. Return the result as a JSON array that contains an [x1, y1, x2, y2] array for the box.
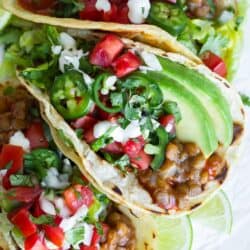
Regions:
[[2, 0, 248, 79], [4, 24, 243, 215], [0, 82, 162, 250]]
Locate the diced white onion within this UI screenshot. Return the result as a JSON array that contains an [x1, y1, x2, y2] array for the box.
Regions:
[[218, 10, 234, 24], [101, 75, 117, 95], [83, 224, 94, 246], [39, 195, 56, 216], [59, 32, 77, 50], [0, 44, 5, 64], [95, 0, 111, 12], [127, 0, 150, 24], [93, 121, 113, 138], [140, 51, 162, 71], [124, 120, 141, 139], [9, 131, 30, 152], [60, 205, 88, 232], [54, 197, 71, 218]]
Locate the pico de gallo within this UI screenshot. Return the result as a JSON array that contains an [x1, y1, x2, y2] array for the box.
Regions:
[[0, 86, 135, 250], [16, 0, 245, 79]]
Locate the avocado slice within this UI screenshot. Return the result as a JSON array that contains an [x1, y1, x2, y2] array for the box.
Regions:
[[158, 56, 233, 147], [145, 71, 218, 157]]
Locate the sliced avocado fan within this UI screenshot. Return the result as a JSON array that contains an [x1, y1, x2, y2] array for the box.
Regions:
[[145, 71, 218, 157], [158, 57, 233, 148]]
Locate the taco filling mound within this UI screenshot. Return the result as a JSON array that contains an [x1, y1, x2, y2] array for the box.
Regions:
[[3, 0, 245, 79], [0, 84, 136, 250], [9, 25, 244, 214]]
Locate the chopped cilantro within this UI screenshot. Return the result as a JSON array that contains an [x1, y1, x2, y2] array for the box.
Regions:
[[241, 94, 250, 106], [9, 175, 34, 187]]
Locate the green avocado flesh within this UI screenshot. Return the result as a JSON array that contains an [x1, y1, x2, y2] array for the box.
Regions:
[[145, 71, 218, 157], [158, 56, 233, 148]]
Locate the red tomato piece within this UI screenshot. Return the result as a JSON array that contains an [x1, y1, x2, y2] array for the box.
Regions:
[[9, 208, 37, 238], [18, 0, 55, 11], [71, 115, 98, 130], [24, 233, 48, 250], [83, 128, 95, 144], [90, 34, 124, 67], [112, 51, 141, 78], [80, 246, 97, 250], [64, 185, 94, 213], [31, 198, 45, 217], [43, 225, 64, 247], [123, 136, 145, 158], [115, 6, 130, 24], [102, 142, 123, 154], [159, 114, 175, 134], [6, 186, 42, 203], [25, 122, 49, 149], [202, 51, 227, 78], [54, 215, 63, 226], [130, 149, 152, 170], [0, 144, 24, 189], [102, 4, 118, 22], [79, 0, 101, 21]]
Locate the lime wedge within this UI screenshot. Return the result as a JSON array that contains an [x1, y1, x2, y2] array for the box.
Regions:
[[0, 8, 11, 31], [120, 206, 193, 250], [190, 190, 233, 233]]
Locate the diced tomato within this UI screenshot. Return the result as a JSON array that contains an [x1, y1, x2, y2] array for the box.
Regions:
[[32, 198, 45, 217], [123, 136, 145, 158], [0, 144, 24, 189], [102, 4, 118, 22], [24, 233, 48, 250], [80, 246, 97, 250], [83, 128, 95, 144], [71, 115, 98, 130], [18, 0, 55, 11], [90, 34, 124, 67], [159, 115, 176, 134], [9, 207, 37, 238], [115, 6, 130, 24], [130, 149, 152, 170], [201, 51, 227, 78], [6, 186, 42, 203], [102, 142, 123, 154], [25, 122, 49, 149], [79, 0, 101, 21], [112, 51, 141, 78], [54, 215, 63, 226], [43, 225, 64, 247], [64, 185, 94, 213]]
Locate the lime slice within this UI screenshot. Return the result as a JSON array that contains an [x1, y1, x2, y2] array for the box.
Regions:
[[120, 207, 193, 250], [0, 8, 11, 31], [190, 190, 233, 233]]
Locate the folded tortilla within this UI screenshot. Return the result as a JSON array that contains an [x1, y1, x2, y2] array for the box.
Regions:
[[0, 81, 165, 250], [2, 0, 201, 64], [17, 30, 245, 216]]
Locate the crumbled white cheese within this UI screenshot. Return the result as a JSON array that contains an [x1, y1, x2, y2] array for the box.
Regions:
[[151, 119, 160, 129], [59, 49, 85, 73], [82, 72, 94, 86], [93, 120, 142, 143], [59, 32, 77, 50], [51, 45, 62, 55], [54, 197, 71, 218], [95, 0, 111, 12], [60, 205, 88, 232], [9, 131, 30, 152], [101, 75, 117, 95], [140, 51, 162, 71], [127, 0, 150, 24], [41, 167, 70, 189], [0, 44, 5, 64]]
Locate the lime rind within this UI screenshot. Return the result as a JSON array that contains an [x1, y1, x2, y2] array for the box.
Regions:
[[190, 190, 233, 234]]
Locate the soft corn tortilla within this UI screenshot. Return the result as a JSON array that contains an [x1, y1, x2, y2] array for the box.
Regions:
[[16, 31, 245, 215], [2, 0, 201, 64], [0, 81, 160, 250]]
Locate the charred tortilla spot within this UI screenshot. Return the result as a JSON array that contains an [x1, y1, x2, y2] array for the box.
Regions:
[[112, 186, 122, 195], [240, 107, 245, 116], [223, 82, 230, 88], [129, 209, 139, 218], [215, 165, 228, 184], [191, 202, 201, 210], [152, 232, 156, 239], [232, 123, 244, 145]]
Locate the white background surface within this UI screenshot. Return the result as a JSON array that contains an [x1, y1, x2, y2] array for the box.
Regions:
[[193, 7, 250, 250]]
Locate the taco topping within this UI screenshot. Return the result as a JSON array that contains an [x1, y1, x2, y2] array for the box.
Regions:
[[0, 86, 135, 250], [16, 0, 243, 78]]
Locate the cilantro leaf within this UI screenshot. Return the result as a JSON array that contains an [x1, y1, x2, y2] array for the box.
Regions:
[[163, 101, 182, 122], [114, 155, 130, 172], [30, 215, 54, 225], [241, 94, 250, 106], [9, 175, 34, 187]]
